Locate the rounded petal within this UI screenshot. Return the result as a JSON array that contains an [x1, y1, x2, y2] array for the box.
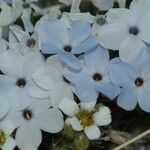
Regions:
[[0, 75, 15, 93], [74, 81, 98, 102], [0, 51, 23, 77], [39, 19, 69, 49], [139, 27, 150, 44], [35, 108, 64, 133], [32, 73, 55, 90], [119, 35, 145, 63], [84, 125, 101, 140], [59, 98, 79, 117], [66, 117, 83, 131], [109, 59, 134, 86], [107, 8, 135, 24], [59, 53, 81, 70], [49, 83, 73, 108], [72, 36, 98, 54], [117, 86, 137, 111], [46, 55, 65, 73], [16, 124, 42, 149], [93, 106, 111, 126], [84, 46, 109, 74], [70, 21, 91, 47], [26, 79, 49, 99], [97, 81, 121, 100], [22, 52, 45, 76], [137, 83, 150, 113], [80, 101, 96, 112], [98, 23, 128, 50]]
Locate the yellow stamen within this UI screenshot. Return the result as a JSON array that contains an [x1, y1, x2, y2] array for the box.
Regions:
[[0, 130, 6, 146], [76, 109, 94, 127]]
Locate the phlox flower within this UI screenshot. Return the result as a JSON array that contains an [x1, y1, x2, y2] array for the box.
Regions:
[[63, 46, 120, 102], [98, 0, 150, 62], [38, 18, 98, 70], [0, 50, 48, 110], [109, 50, 150, 112], [6, 99, 64, 149]]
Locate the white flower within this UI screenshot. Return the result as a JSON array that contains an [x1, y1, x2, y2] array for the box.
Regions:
[[6, 99, 64, 149], [0, 50, 48, 110], [31, 55, 74, 108], [0, 121, 16, 150], [59, 98, 111, 140], [9, 26, 40, 55], [98, 2, 150, 62]]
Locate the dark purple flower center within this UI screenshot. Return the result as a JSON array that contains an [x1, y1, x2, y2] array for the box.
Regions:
[[129, 26, 139, 35], [23, 110, 32, 120], [63, 45, 72, 52], [135, 78, 144, 87], [96, 17, 106, 25], [16, 78, 26, 88], [26, 38, 36, 48], [93, 73, 102, 82]]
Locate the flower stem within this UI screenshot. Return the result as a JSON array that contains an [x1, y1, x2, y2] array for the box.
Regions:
[[113, 129, 150, 150], [70, 0, 81, 13]]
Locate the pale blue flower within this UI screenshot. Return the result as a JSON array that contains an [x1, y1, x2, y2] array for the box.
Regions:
[[63, 45, 120, 102], [38, 19, 98, 70], [109, 49, 150, 112]]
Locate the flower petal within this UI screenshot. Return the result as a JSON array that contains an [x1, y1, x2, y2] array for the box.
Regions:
[[59, 53, 81, 70], [80, 101, 96, 112], [66, 117, 83, 131], [0, 51, 23, 77], [59, 97, 79, 117], [70, 21, 91, 47], [35, 108, 64, 133], [16, 123, 42, 149], [119, 35, 145, 63], [93, 106, 111, 126], [49, 82, 73, 108], [84, 125, 101, 140], [98, 23, 128, 50], [72, 36, 98, 54], [137, 83, 150, 113], [117, 86, 137, 111]]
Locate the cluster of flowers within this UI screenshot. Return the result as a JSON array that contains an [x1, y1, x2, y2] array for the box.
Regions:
[[0, 0, 149, 149]]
